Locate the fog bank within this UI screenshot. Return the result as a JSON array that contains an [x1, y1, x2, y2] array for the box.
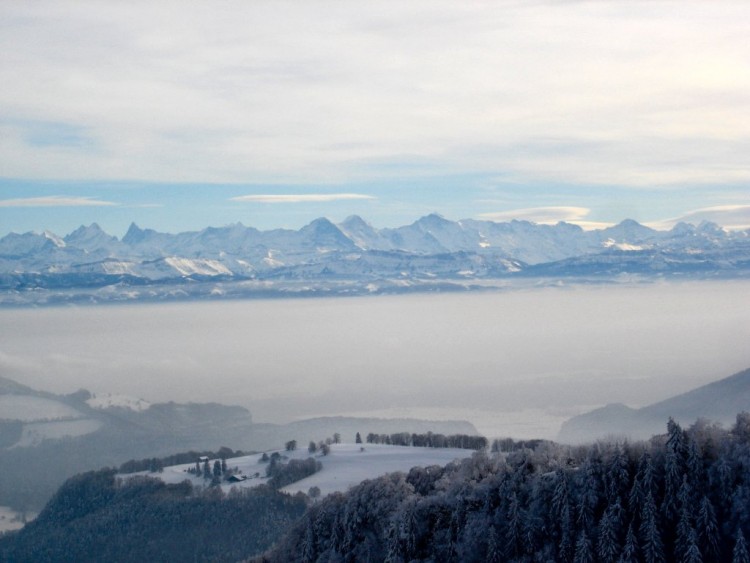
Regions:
[[1, 281, 749, 438]]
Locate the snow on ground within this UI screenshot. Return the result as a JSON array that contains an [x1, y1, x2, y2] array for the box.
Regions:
[[126, 443, 475, 497], [13, 419, 102, 448], [280, 444, 474, 496], [86, 393, 151, 412], [0, 395, 84, 422]]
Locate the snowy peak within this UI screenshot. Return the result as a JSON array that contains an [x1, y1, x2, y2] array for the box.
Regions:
[[122, 222, 148, 245], [600, 219, 657, 242], [0, 231, 65, 257], [338, 215, 386, 250], [299, 217, 357, 251], [64, 223, 118, 251], [412, 213, 454, 230]]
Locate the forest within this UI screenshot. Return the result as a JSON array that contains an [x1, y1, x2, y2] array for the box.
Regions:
[[0, 471, 308, 562], [258, 415, 750, 562], [3, 415, 750, 562]]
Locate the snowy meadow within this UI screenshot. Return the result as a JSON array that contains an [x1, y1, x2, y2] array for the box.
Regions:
[[1, 280, 749, 439]]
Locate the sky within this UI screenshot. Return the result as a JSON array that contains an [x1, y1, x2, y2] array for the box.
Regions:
[[1, 1, 750, 237]]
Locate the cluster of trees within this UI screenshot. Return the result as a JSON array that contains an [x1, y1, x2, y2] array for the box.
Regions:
[[0, 470, 307, 562], [365, 431, 488, 450], [118, 447, 244, 474], [258, 415, 750, 562], [266, 456, 322, 490]]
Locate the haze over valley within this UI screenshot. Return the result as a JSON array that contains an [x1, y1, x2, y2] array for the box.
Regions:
[[2, 281, 748, 439]]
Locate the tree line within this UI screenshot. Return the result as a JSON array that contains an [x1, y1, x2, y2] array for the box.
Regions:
[[258, 414, 750, 562], [365, 431, 488, 450]]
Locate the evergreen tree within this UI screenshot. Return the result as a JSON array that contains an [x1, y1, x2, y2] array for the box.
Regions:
[[213, 460, 222, 478], [607, 445, 630, 504], [505, 491, 523, 559], [597, 508, 620, 563], [573, 530, 594, 563], [639, 492, 665, 563], [618, 522, 639, 563], [355, 432, 362, 444], [300, 520, 315, 563], [486, 526, 501, 563], [683, 527, 703, 563], [675, 507, 696, 562], [696, 495, 720, 561], [735, 529, 750, 563]]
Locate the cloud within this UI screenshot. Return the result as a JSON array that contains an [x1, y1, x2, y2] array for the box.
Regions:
[[1, 2, 749, 187], [648, 205, 750, 231], [479, 206, 587, 223], [478, 206, 614, 230], [230, 193, 376, 204], [0, 196, 118, 207]]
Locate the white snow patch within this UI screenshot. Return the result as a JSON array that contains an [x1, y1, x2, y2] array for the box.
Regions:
[[101, 261, 136, 275], [263, 251, 284, 267], [602, 239, 643, 251], [13, 419, 102, 447], [86, 393, 151, 412], [500, 259, 522, 273], [0, 395, 84, 422], [164, 257, 232, 276]]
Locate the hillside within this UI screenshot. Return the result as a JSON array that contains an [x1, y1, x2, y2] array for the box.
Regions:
[[258, 417, 750, 562], [0, 376, 477, 512], [127, 442, 476, 498], [558, 366, 750, 443]]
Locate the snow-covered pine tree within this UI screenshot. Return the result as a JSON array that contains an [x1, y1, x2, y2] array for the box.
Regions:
[[734, 529, 750, 563]]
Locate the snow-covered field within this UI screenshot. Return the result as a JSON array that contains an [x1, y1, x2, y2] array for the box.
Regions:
[[126, 443, 475, 497], [13, 419, 102, 448], [0, 395, 83, 422]]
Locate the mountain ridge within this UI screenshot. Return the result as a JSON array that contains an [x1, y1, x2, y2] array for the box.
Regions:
[[2, 215, 749, 305], [558, 366, 750, 444]]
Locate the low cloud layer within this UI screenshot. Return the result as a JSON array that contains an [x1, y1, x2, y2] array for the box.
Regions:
[[2, 283, 748, 438], [649, 205, 750, 231], [231, 193, 376, 204]]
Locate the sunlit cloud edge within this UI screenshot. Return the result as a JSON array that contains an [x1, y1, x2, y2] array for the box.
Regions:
[[0, 196, 118, 208]]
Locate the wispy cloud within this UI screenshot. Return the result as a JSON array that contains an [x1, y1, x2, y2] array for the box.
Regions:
[[230, 193, 376, 204], [648, 205, 750, 231], [479, 206, 588, 223], [0, 196, 118, 207], [478, 206, 613, 230]]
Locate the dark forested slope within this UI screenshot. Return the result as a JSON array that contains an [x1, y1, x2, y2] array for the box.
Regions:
[[0, 471, 307, 563], [257, 415, 750, 562]]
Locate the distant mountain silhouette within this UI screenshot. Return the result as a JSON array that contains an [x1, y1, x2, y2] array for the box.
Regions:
[[558, 367, 750, 443]]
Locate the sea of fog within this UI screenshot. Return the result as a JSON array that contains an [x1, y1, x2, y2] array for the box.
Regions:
[[1, 281, 749, 439]]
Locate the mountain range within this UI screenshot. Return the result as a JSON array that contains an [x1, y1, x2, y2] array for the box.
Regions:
[[1, 215, 749, 305], [558, 366, 750, 444]]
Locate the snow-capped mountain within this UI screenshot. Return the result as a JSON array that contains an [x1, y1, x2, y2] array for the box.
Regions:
[[1, 215, 749, 305]]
